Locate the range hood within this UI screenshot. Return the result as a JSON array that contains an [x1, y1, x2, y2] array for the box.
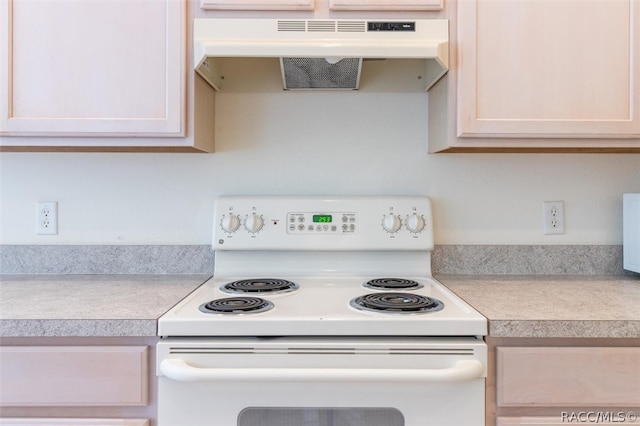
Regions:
[[194, 19, 449, 92]]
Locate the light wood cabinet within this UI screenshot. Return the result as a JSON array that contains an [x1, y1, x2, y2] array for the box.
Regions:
[[497, 346, 640, 407], [486, 338, 640, 426], [329, 0, 442, 11], [497, 417, 635, 426], [0, 337, 158, 425], [0, 0, 184, 137], [0, 420, 149, 426], [0, 0, 215, 152], [428, 0, 640, 152], [456, 0, 640, 141], [200, 0, 442, 11], [0, 346, 149, 406], [200, 0, 314, 10]]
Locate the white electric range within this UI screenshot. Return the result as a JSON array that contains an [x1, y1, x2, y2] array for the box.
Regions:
[[157, 195, 488, 426]]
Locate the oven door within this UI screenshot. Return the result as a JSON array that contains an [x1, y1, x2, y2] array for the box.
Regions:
[[157, 337, 487, 426]]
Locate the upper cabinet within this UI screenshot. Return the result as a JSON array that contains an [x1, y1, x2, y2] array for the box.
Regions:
[[0, 0, 190, 148], [329, 0, 442, 11], [200, 0, 314, 11], [199, 0, 442, 11], [453, 0, 640, 149]]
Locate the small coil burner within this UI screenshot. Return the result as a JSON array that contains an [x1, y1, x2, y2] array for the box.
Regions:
[[221, 278, 299, 295], [350, 292, 444, 314], [198, 297, 273, 314], [363, 278, 423, 290]]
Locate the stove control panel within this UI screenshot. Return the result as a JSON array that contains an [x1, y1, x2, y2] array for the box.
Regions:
[[288, 212, 358, 234], [213, 195, 434, 251]]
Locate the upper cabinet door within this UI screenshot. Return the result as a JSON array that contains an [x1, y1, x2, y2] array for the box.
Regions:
[[199, 0, 440, 11], [329, 0, 442, 11], [457, 0, 640, 138], [200, 0, 314, 10], [0, 0, 185, 137]]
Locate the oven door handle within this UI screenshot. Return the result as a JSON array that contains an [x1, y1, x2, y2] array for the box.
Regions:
[[159, 359, 484, 383]]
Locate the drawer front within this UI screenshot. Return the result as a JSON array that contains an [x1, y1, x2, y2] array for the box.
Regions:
[[497, 416, 639, 425], [497, 347, 640, 407], [0, 346, 148, 406], [0, 420, 149, 426]]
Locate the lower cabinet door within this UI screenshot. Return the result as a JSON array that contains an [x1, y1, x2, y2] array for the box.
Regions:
[[498, 416, 638, 426], [0, 420, 149, 426], [0, 346, 149, 406], [496, 347, 640, 407]]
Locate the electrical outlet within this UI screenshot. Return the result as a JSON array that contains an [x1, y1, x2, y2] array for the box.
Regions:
[[37, 201, 58, 235], [543, 201, 565, 235]]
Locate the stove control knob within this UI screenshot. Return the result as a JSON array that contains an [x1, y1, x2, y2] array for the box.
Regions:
[[382, 213, 402, 233], [244, 214, 264, 233], [406, 214, 426, 233], [220, 214, 240, 233]]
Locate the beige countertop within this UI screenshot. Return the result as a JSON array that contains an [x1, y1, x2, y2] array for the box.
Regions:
[[0, 274, 210, 337], [438, 274, 640, 338], [1, 274, 639, 339]]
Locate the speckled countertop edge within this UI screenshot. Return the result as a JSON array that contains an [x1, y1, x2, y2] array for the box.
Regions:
[[1, 273, 639, 339], [485, 319, 640, 338], [0, 274, 210, 337], [438, 274, 640, 338], [1, 244, 637, 339]]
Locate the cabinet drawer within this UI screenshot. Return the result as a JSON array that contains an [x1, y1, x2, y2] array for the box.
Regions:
[[0, 420, 149, 426], [497, 418, 563, 426], [0, 346, 148, 406], [497, 347, 640, 407], [497, 417, 636, 426]]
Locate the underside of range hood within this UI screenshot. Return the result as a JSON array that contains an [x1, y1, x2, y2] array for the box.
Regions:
[[194, 19, 449, 92]]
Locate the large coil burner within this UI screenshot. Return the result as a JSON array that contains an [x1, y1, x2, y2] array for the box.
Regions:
[[350, 292, 443, 314]]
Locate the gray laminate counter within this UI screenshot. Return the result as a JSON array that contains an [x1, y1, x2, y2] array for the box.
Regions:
[[0, 274, 210, 337], [438, 274, 640, 338], [2, 274, 639, 339]]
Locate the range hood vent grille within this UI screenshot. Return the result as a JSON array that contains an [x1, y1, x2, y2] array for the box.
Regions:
[[337, 21, 368, 32], [276, 20, 367, 33], [277, 20, 306, 32], [307, 20, 337, 32]]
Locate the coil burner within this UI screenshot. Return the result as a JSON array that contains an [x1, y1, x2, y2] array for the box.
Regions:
[[199, 297, 274, 314], [221, 279, 299, 295], [350, 292, 443, 314], [363, 278, 423, 290]]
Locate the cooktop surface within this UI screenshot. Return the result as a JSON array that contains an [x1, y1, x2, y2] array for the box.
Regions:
[[158, 275, 487, 337]]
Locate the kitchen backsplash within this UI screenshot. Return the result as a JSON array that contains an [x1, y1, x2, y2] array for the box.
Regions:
[[0, 245, 214, 275], [0, 245, 631, 275]]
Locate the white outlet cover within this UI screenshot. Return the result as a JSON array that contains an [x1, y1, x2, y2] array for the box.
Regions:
[[543, 200, 565, 235], [37, 201, 58, 235]]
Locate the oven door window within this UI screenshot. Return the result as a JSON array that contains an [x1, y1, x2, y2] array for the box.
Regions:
[[238, 407, 404, 426]]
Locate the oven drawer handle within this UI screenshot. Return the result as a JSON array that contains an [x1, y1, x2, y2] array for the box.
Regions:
[[159, 359, 484, 383]]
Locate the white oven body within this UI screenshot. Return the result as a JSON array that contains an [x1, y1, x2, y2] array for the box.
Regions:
[[157, 337, 487, 426]]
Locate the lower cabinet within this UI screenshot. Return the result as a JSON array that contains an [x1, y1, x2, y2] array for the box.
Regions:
[[487, 338, 640, 426], [0, 337, 158, 426], [497, 417, 635, 426], [0, 421, 148, 426]]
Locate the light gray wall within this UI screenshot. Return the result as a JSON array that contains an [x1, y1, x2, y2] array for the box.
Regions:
[[1, 92, 639, 245]]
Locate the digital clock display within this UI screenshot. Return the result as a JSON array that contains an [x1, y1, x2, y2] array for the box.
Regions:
[[313, 214, 332, 223]]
